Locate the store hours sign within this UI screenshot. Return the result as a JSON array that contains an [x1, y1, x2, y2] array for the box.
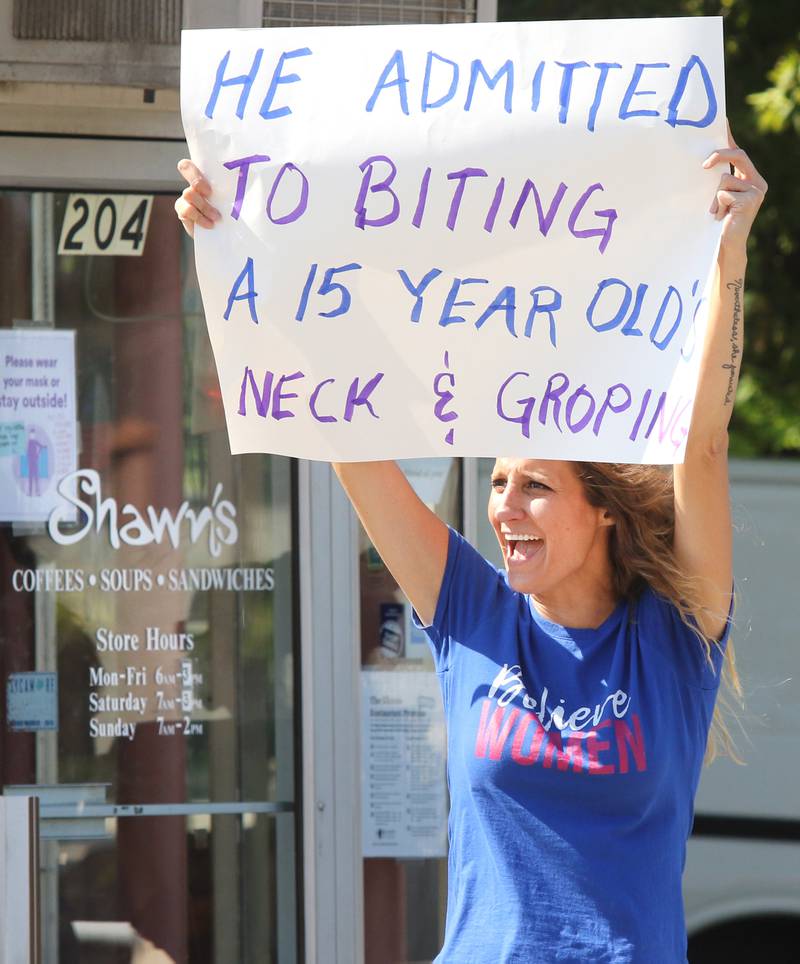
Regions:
[[181, 17, 727, 464]]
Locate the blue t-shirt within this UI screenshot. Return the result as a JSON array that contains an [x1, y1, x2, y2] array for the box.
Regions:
[[420, 528, 730, 964]]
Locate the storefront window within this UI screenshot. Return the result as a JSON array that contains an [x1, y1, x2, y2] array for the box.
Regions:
[[359, 459, 460, 964], [0, 191, 299, 963]]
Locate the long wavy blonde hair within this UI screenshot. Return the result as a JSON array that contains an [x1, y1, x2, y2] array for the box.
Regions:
[[574, 461, 743, 765]]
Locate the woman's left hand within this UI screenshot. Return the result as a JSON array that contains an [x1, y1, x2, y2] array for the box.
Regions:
[[703, 123, 767, 250]]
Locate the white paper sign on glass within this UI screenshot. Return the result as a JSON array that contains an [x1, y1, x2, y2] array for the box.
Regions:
[[0, 329, 78, 522], [361, 670, 447, 858], [180, 17, 726, 463]]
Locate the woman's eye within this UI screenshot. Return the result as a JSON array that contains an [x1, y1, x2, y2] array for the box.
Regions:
[[527, 480, 549, 491], [491, 479, 505, 490]]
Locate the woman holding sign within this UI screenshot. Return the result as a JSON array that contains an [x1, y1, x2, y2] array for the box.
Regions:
[[176, 135, 765, 963]]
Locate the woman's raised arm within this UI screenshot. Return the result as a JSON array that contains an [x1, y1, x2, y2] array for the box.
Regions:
[[333, 462, 449, 625], [175, 161, 449, 624], [673, 129, 767, 639]]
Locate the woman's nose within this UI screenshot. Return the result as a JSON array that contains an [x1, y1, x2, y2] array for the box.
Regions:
[[493, 488, 524, 520]]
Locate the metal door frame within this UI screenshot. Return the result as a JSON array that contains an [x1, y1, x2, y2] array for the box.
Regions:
[[0, 138, 303, 961]]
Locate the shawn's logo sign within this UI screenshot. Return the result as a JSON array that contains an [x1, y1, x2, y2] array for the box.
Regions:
[[48, 469, 238, 557]]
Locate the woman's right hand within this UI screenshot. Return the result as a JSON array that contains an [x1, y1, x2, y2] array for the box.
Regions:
[[174, 159, 221, 237]]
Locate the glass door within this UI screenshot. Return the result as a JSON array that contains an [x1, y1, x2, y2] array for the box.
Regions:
[[358, 459, 461, 963], [0, 189, 299, 963]]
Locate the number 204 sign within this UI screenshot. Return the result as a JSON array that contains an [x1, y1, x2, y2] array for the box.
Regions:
[[58, 194, 153, 256]]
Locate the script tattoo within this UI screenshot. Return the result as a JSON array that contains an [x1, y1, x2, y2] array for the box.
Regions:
[[722, 278, 743, 405]]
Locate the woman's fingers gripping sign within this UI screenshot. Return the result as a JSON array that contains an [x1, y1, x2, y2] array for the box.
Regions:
[[702, 126, 767, 248], [174, 159, 221, 237]]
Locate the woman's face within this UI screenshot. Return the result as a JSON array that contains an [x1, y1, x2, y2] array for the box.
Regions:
[[488, 458, 612, 598]]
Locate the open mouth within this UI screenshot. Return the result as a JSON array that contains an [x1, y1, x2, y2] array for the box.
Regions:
[[504, 533, 543, 563]]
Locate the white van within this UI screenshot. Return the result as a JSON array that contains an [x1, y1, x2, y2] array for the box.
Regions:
[[684, 459, 800, 961]]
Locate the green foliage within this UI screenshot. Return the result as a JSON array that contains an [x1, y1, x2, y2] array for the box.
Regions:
[[499, 0, 800, 456], [748, 46, 800, 134]]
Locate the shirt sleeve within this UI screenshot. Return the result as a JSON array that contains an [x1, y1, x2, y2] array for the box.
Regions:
[[413, 527, 512, 673], [634, 585, 734, 691]]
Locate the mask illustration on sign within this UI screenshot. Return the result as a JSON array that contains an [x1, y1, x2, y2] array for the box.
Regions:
[[48, 469, 238, 557]]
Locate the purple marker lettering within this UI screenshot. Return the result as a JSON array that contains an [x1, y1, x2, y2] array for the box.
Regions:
[[565, 385, 596, 433], [497, 371, 536, 439], [509, 180, 568, 234], [567, 183, 617, 253], [656, 395, 690, 445], [238, 367, 273, 417], [446, 168, 488, 230], [272, 371, 304, 420], [593, 384, 632, 436], [538, 372, 569, 431], [433, 351, 459, 445], [643, 392, 667, 440], [628, 389, 653, 441], [412, 167, 432, 228], [309, 378, 337, 423], [671, 398, 692, 451], [484, 178, 505, 233], [354, 155, 400, 229], [224, 154, 270, 220], [266, 162, 309, 224], [344, 373, 384, 421]]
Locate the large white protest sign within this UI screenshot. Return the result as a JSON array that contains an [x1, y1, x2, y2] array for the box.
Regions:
[[181, 17, 726, 463]]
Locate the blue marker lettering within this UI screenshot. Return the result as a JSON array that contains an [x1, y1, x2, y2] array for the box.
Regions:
[[224, 258, 259, 324], [259, 48, 312, 120], [397, 268, 443, 323], [205, 49, 263, 119], [587, 63, 621, 131], [475, 286, 517, 337], [524, 286, 562, 346], [586, 279, 631, 332], [366, 51, 410, 115], [465, 59, 514, 114], [555, 61, 589, 124], [422, 52, 459, 111], [666, 54, 717, 128], [438, 278, 488, 327], [619, 63, 669, 120]]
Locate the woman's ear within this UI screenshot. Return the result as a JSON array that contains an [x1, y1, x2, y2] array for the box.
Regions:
[[599, 508, 616, 528]]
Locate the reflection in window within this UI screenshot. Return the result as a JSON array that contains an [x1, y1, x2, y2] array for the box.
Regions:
[[0, 191, 298, 963]]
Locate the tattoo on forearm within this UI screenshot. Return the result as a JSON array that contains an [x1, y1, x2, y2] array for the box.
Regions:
[[722, 278, 743, 405]]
